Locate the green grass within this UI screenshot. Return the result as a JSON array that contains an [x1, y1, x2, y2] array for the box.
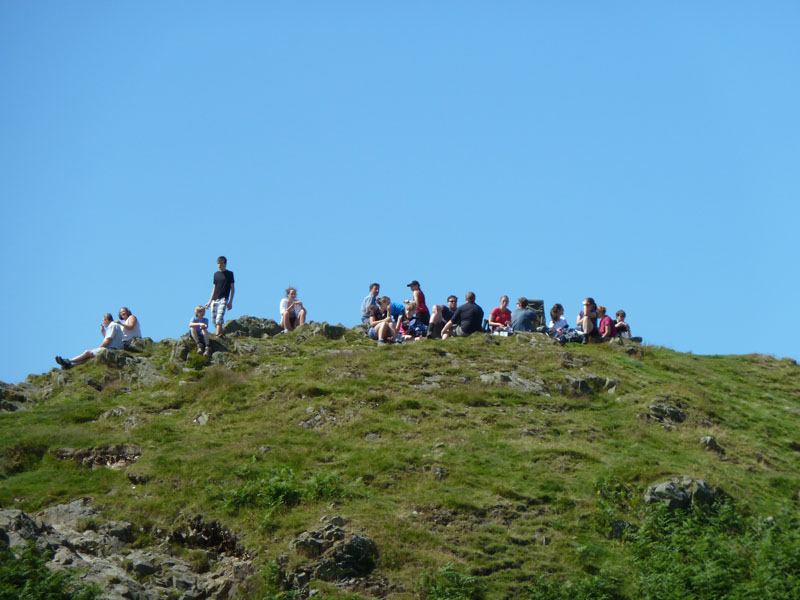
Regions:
[[1, 330, 799, 598]]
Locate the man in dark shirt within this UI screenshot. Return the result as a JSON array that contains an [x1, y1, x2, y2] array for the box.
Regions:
[[426, 295, 458, 339], [205, 256, 235, 335], [442, 292, 484, 339]]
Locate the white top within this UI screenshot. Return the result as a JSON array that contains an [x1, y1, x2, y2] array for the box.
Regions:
[[121, 318, 141, 342], [104, 322, 125, 349], [549, 317, 568, 330], [279, 298, 302, 317]]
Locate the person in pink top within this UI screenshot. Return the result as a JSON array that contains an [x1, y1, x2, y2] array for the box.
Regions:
[[488, 295, 513, 332], [597, 305, 617, 339], [406, 280, 429, 326]]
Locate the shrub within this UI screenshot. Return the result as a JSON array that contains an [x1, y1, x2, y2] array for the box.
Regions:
[[0, 542, 102, 600], [420, 563, 486, 600]]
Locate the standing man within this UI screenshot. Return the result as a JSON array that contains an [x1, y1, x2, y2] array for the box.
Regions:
[[360, 282, 380, 323], [205, 256, 235, 336], [55, 313, 124, 369], [442, 292, 485, 339]]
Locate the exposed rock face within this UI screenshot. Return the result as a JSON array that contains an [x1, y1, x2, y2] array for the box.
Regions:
[[0, 499, 253, 600], [54, 445, 142, 470], [644, 477, 726, 509], [0, 381, 35, 412], [479, 372, 550, 396]]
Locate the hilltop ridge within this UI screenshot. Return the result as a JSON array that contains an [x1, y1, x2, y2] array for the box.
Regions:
[[1, 317, 799, 599]]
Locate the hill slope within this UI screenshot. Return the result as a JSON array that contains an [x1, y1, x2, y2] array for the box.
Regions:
[[1, 319, 799, 599]]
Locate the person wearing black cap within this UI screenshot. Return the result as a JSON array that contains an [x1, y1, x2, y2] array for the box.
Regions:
[[407, 280, 430, 326]]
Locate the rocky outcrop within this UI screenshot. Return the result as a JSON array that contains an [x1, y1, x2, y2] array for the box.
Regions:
[[0, 499, 253, 600], [644, 477, 727, 509], [222, 315, 281, 338], [0, 381, 35, 412], [54, 445, 142, 470]]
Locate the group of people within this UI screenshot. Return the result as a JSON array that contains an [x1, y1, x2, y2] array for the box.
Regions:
[[360, 282, 636, 346], [54, 258, 638, 370]]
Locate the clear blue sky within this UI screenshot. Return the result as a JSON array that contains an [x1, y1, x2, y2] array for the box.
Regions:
[[2, 2, 798, 384]]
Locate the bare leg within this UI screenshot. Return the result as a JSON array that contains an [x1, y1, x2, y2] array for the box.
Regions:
[[281, 311, 293, 331], [69, 350, 96, 365], [297, 308, 306, 326]]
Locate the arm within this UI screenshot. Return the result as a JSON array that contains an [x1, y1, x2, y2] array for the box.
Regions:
[[227, 283, 235, 309], [206, 286, 216, 308], [117, 315, 138, 331], [441, 320, 454, 335]]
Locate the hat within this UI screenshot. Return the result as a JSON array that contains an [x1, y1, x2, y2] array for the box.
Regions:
[[406, 280, 420, 287]]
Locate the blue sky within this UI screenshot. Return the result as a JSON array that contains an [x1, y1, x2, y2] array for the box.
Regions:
[[2, 2, 798, 384]]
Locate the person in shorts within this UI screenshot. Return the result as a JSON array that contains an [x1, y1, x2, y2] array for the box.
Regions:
[[205, 256, 235, 335], [427, 295, 458, 339], [442, 292, 485, 339], [116, 307, 141, 349], [55, 313, 124, 369], [280, 287, 307, 332], [189, 305, 212, 357]]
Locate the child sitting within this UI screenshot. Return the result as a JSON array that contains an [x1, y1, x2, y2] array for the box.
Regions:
[[189, 305, 212, 357]]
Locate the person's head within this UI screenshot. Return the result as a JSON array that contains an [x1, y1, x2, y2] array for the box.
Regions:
[[616, 309, 626, 321], [286, 287, 297, 298], [405, 301, 417, 315], [407, 280, 421, 291], [380, 296, 391, 308], [465, 291, 476, 303], [195, 305, 206, 318], [369, 283, 380, 296], [499, 295, 509, 309], [368, 305, 381, 318], [597, 305, 607, 316], [518, 297, 529, 309], [447, 295, 458, 307], [102, 313, 114, 325], [583, 297, 596, 310], [550, 303, 564, 320], [118, 307, 131, 319], [217, 256, 227, 270]]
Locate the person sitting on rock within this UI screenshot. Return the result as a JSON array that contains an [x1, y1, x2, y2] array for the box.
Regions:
[[576, 297, 600, 343], [367, 297, 396, 344], [55, 313, 124, 369], [279, 287, 307, 332], [116, 307, 141, 349], [189, 305, 212, 357], [614, 309, 631, 338], [442, 292, 485, 339], [510, 297, 539, 332], [488, 295, 513, 333], [427, 295, 458, 338], [597, 305, 617, 340], [360, 282, 380, 323]]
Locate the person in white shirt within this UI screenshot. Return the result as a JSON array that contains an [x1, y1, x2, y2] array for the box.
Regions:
[[55, 313, 124, 369], [116, 306, 141, 348], [279, 287, 307, 332]]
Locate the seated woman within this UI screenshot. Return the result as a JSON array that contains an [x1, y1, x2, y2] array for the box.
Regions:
[[576, 297, 600, 343], [397, 301, 427, 341], [279, 287, 307, 332], [116, 307, 141, 349], [597, 305, 617, 340], [548, 303, 568, 333], [368, 297, 397, 344], [488, 295, 513, 333]]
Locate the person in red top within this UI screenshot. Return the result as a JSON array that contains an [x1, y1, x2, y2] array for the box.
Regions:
[[488, 295, 513, 332], [407, 280, 430, 326], [597, 305, 617, 339]]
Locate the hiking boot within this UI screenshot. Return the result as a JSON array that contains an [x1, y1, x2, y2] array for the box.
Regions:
[[196, 343, 204, 354], [204, 345, 212, 357], [55, 356, 73, 369]]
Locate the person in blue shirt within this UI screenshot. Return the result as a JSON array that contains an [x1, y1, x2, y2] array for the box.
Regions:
[[360, 282, 380, 323], [189, 305, 212, 357]]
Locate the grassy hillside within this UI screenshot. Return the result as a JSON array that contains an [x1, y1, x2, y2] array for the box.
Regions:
[[2, 323, 799, 599]]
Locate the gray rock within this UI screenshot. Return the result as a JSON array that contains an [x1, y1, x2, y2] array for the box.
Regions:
[[315, 534, 378, 581], [295, 322, 347, 340], [700, 435, 725, 454], [128, 550, 156, 575], [222, 315, 281, 338], [649, 404, 687, 423], [125, 337, 153, 352], [565, 376, 592, 395], [479, 371, 549, 395], [644, 477, 726, 509]]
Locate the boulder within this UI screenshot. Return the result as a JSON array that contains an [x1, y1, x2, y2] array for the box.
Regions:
[[700, 435, 725, 454], [314, 534, 378, 581], [644, 477, 726, 509], [222, 315, 281, 338], [295, 322, 347, 340]]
